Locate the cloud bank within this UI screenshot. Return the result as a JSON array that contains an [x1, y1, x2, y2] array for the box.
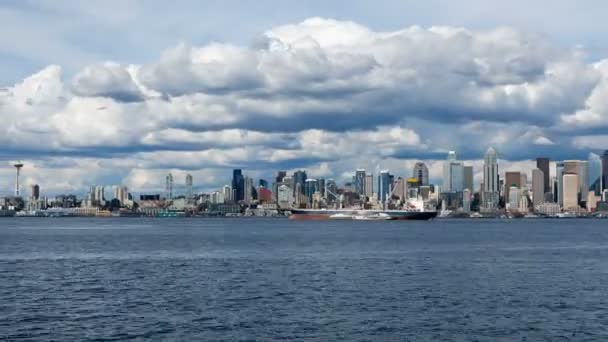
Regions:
[[1, 18, 608, 195]]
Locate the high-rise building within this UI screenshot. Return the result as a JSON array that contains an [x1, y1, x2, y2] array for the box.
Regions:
[[462, 189, 471, 212], [304, 179, 317, 199], [483, 147, 499, 209], [232, 169, 244, 202], [508, 186, 520, 210], [443, 151, 464, 193], [30, 184, 40, 201], [603, 151, 608, 192], [273, 171, 287, 202], [222, 185, 232, 203], [95, 186, 105, 205], [378, 170, 391, 202], [185, 174, 193, 199], [293, 170, 307, 199], [277, 184, 293, 208], [393, 177, 407, 200], [563, 160, 588, 205], [165, 173, 174, 200], [413, 162, 429, 186], [536, 158, 550, 194], [355, 169, 366, 196], [244, 176, 254, 204], [520, 173, 528, 189], [532, 168, 544, 208], [556, 162, 564, 205], [326, 179, 338, 202], [113, 185, 128, 205], [364, 174, 374, 199], [316, 178, 326, 198], [563, 173, 579, 210], [504, 172, 521, 204], [463, 166, 473, 192]]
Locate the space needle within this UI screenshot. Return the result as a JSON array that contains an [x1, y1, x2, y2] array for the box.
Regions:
[[13, 161, 23, 197]]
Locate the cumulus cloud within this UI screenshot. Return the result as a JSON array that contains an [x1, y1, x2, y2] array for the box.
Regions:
[[71, 62, 145, 102], [2, 17, 608, 195]]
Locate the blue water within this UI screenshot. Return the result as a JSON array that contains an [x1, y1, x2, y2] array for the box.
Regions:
[[2, 218, 608, 341]]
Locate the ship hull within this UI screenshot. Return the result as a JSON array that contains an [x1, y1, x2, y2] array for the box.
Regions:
[[289, 209, 437, 221]]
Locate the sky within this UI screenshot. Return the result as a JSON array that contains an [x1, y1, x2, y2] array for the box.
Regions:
[[1, 0, 608, 196]]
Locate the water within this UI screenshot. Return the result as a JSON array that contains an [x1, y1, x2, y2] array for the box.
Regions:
[[2, 218, 608, 341]]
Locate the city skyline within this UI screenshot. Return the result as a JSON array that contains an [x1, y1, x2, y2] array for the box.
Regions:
[[2, 3, 608, 195]]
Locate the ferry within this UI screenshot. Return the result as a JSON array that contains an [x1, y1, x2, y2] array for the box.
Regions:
[[289, 199, 437, 221]]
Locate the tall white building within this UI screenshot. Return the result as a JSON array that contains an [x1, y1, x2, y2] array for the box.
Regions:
[[364, 174, 374, 199], [483, 147, 499, 209], [95, 186, 105, 204], [113, 186, 128, 205], [277, 184, 293, 208], [185, 174, 193, 199], [532, 168, 545, 207], [508, 186, 520, 210], [222, 185, 232, 203], [166, 173, 174, 200]]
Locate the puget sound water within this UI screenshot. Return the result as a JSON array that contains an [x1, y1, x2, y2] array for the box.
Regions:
[[2, 217, 608, 341]]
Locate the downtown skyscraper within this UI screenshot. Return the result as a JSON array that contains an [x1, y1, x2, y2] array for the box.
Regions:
[[483, 147, 499, 209]]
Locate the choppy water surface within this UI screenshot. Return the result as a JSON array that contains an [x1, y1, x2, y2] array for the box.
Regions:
[[2, 218, 608, 341]]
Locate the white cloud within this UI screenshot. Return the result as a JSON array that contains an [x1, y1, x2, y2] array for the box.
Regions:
[[2, 18, 608, 194]]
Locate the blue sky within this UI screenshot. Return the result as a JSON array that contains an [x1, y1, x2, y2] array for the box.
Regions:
[[1, 0, 608, 196]]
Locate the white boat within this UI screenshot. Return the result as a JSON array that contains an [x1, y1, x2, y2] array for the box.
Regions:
[[555, 212, 578, 219], [352, 213, 394, 221], [329, 213, 353, 220]]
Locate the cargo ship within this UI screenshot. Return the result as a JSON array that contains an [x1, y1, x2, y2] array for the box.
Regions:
[[289, 199, 437, 221]]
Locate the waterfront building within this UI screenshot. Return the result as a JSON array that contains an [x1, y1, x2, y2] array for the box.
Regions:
[[413, 162, 429, 186], [483, 147, 499, 209], [532, 169, 545, 207], [535, 202, 561, 216]]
